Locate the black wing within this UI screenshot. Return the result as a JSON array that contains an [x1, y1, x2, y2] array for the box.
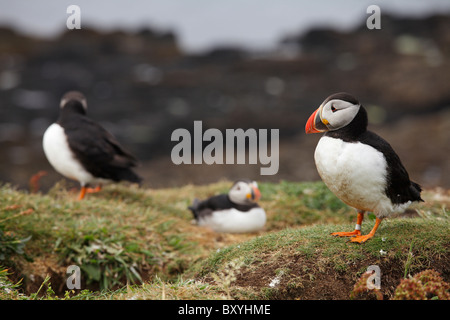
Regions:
[[61, 115, 142, 183], [361, 131, 423, 205], [188, 194, 259, 220], [188, 194, 232, 220]]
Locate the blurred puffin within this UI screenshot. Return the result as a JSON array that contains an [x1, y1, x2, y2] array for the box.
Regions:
[[305, 92, 423, 243], [188, 180, 266, 233], [43, 91, 142, 200]]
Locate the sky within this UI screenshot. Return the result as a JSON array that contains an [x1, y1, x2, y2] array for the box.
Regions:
[[1, 0, 450, 53]]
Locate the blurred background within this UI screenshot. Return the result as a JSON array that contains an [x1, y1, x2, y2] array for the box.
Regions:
[[0, 0, 449, 191]]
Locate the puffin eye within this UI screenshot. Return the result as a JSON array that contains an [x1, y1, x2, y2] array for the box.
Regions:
[[331, 105, 337, 113]]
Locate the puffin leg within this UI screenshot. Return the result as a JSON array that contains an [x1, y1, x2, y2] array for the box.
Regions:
[[350, 217, 383, 243], [29, 170, 48, 193], [78, 186, 87, 200], [78, 184, 102, 200], [331, 210, 364, 237]]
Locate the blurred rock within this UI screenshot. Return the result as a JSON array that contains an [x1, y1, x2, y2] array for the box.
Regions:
[[0, 14, 449, 190]]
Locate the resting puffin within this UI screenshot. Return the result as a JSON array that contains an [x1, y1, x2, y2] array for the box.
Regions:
[[305, 92, 423, 243], [188, 180, 266, 233], [43, 91, 142, 200]]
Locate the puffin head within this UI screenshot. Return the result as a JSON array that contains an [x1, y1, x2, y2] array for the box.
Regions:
[[305, 92, 361, 134], [60, 91, 88, 115], [228, 180, 261, 205]]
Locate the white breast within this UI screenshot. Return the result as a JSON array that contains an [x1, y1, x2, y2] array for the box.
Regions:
[[314, 136, 409, 217], [197, 207, 266, 233], [42, 123, 95, 186]]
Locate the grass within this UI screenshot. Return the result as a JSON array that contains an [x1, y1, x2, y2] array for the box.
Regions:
[[0, 180, 448, 300], [193, 218, 449, 298]]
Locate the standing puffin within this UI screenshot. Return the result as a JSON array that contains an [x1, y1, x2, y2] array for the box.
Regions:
[[43, 91, 142, 200], [188, 180, 266, 233], [305, 92, 423, 243]]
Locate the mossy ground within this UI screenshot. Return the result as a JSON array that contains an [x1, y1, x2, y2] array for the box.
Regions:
[[0, 180, 448, 300]]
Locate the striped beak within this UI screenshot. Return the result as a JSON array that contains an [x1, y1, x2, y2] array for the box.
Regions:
[[305, 105, 329, 134], [247, 182, 261, 202]]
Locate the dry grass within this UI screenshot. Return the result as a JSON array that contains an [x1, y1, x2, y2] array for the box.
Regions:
[[0, 180, 448, 299]]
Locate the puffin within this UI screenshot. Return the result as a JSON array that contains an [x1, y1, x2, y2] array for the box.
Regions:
[[188, 180, 266, 233], [43, 91, 142, 200], [305, 92, 423, 243]]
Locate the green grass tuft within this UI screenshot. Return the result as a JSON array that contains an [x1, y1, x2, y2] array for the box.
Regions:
[[0, 180, 448, 300]]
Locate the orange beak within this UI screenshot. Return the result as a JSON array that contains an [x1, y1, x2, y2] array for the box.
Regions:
[[305, 105, 328, 134], [247, 184, 261, 202], [252, 185, 261, 202]]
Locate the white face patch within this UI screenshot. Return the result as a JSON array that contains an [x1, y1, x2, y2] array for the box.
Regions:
[[320, 99, 360, 130], [60, 94, 87, 110], [228, 181, 254, 205], [80, 98, 87, 110], [60, 99, 67, 108]]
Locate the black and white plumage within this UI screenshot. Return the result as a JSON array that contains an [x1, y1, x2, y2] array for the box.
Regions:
[[188, 180, 266, 233], [43, 91, 142, 199], [305, 92, 423, 243]]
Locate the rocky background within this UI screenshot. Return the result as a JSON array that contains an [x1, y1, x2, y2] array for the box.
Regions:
[[0, 13, 449, 191]]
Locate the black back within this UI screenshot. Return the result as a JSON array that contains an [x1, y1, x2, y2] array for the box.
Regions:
[[58, 100, 142, 184], [323, 92, 360, 106], [325, 106, 423, 205], [188, 194, 259, 220]]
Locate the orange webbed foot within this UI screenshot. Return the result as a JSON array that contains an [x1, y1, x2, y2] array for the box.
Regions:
[[348, 218, 383, 244], [349, 234, 375, 243], [86, 185, 102, 194], [331, 230, 361, 237], [331, 211, 363, 237]]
